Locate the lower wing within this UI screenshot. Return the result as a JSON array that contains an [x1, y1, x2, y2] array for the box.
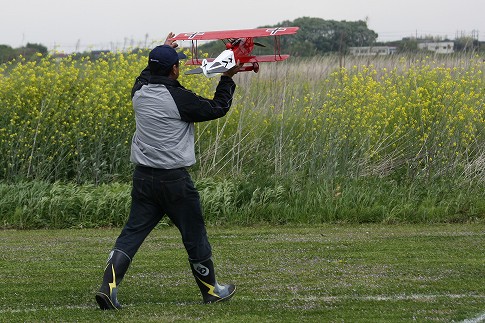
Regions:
[[183, 55, 291, 76], [185, 55, 290, 66]]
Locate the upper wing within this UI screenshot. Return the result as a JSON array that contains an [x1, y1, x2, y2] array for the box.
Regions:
[[171, 27, 299, 41]]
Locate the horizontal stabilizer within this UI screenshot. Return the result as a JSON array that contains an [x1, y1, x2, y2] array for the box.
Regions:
[[185, 67, 203, 75]]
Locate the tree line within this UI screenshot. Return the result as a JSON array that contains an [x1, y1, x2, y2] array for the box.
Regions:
[[0, 43, 48, 64], [200, 17, 484, 57], [1, 17, 483, 64]]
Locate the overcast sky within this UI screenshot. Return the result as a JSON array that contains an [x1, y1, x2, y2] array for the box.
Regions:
[[1, 0, 484, 52]]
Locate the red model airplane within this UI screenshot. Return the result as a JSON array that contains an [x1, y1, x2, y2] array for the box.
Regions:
[[169, 27, 299, 77]]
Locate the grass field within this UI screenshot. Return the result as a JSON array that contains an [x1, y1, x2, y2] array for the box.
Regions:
[[1, 224, 484, 322]]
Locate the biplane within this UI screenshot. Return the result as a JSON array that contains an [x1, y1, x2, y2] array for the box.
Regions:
[[169, 27, 299, 77]]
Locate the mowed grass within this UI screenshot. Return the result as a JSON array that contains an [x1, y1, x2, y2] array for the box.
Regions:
[[0, 224, 484, 322]]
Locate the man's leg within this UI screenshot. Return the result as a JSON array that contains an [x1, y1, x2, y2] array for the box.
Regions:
[[164, 172, 236, 303], [96, 173, 163, 310]]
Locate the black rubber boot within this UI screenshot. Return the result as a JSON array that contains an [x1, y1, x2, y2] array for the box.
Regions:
[[190, 258, 236, 304], [95, 249, 131, 310]]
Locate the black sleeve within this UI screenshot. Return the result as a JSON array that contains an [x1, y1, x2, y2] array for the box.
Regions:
[[172, 76, 237, 123], [131, 65, 150, 98]]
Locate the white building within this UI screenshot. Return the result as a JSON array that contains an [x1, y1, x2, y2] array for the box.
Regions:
[[348, 46, 398, 56], [418, 42, 454, 54]]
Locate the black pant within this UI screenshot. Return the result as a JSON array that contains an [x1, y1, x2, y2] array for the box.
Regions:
[[114, 165, 212, 263]]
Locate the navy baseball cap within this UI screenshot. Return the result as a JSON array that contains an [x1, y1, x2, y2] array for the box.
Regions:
[[148, 45, 187, 70]]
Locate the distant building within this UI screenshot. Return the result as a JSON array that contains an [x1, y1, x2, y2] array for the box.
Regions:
[[418, 41, 454, 54], [348, 46, 398, 56]]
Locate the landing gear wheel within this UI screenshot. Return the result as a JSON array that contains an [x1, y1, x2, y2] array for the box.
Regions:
[[252, 62, 260, 73]]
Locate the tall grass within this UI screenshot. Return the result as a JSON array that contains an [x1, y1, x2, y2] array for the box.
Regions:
[[0, 181, 131, 228], [1, 52, 485, 227], [1, 176, 484, 228], [201, 54, 485, 183], [0, 52, 214, 184], [1, 52, 484, 184]]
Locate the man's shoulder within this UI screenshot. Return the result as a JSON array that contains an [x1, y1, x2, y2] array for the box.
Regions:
[[131, 67, 151, 98]]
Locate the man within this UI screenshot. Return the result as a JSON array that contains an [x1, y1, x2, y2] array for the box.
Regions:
[[95, 33, 242, 310]]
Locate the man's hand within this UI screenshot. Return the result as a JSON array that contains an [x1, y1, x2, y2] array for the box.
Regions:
[[164, 32, 179, 48], [223, 61, 244, 78]]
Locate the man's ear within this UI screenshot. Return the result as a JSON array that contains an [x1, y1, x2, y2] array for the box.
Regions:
[[170, 64, 178, 77]]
